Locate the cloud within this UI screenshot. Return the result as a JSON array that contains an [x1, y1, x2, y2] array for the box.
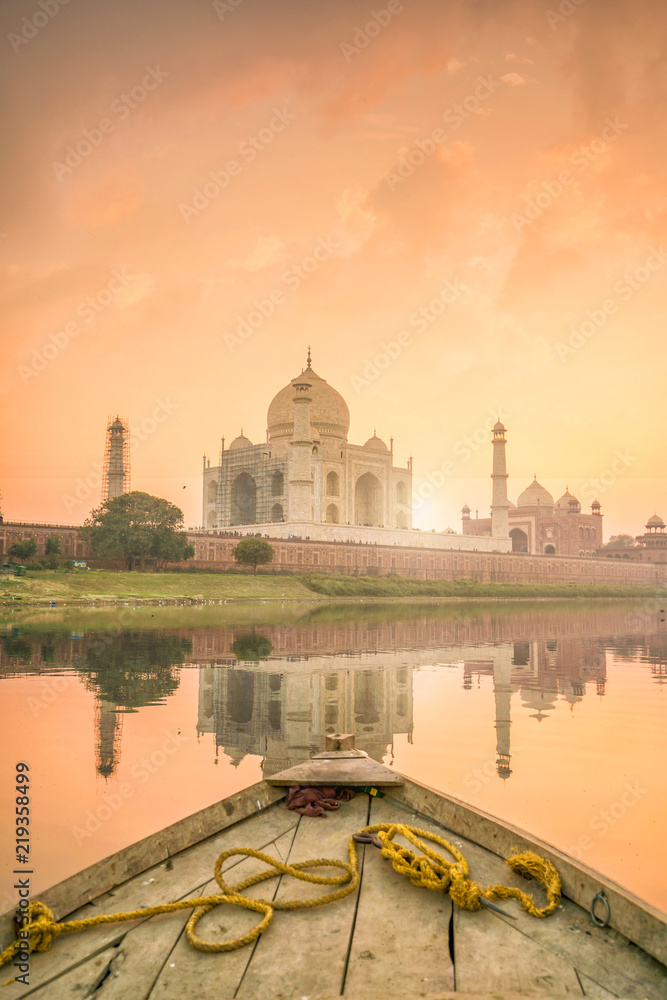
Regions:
[[500, 72, 527, 86], [331, 187, 381, 256], [228, 235, 288, 271]]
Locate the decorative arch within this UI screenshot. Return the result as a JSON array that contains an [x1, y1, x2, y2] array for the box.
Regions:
[[231, 472, 257, 524], [355, 472, 383, 525], [544, 544, 556, 554], [271, 471, 284, 497], [207, 480, 217, 504], [396, 511, 407, 528], [509, 528, 528, 553], [271, 503, 283, 522], [585, 527, 590, 540], [579, 527, 584, 540], [207, 509, 217, 528], [396, 481, 407, 505], [326, 503, 339, 524], [326, 471, 340, 496]]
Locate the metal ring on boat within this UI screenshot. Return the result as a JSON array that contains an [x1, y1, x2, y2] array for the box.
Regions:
[[590, 889, 611, 928]]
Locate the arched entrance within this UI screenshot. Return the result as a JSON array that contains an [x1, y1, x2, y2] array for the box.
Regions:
[[355, 472, 383, 525], [271, 503, 283, 521], [231, 473, 257, 524], [326, 503, 339, 524], [207, 509, 217, 528], [544, 544, 556, 554], [326, 471, 340, 496], [396, 511, 407, 528], [509, 528, 528, 553], [271, 471, 284, 496], [207, 480, 217, 504]]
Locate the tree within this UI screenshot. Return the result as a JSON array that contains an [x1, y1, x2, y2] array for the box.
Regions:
[[232, 537, 274, 574], [81, 492, 194, 571], [231, 633, 273, 661], [45, 536, 62, 557], [8, 538, 37, 563], [603, 534, 637, 549]]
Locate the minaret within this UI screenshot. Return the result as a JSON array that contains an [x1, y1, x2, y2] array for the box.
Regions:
[[102, 416, 130, 501], [494, 647, 513, 779], [490, 419, 510, 538], [287, 352, 313, 522]]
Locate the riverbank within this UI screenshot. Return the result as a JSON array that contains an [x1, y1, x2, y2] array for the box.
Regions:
[[1, 568, 664, 606]]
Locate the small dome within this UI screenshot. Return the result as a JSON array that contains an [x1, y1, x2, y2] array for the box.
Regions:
[[363, 433, 388, 453], [443, 527, 457, 535], [229, 433, 253, 451], [517, 477, 554, 509], [493, 419, 506, 433], [461, 504, 471, 514], [110, 417, 125, 431], [556, 488, 580, 511], [646, 513, 665, 528]]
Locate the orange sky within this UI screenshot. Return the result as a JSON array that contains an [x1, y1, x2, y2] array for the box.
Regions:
[[1, 0, 666, 537]]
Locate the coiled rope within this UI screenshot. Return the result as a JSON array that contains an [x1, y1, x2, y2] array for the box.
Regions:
[[0, 822, 560, 973]]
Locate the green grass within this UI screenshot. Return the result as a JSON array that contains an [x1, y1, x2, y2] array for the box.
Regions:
[[0, 569, 316, 605], [297, 573, 665, 600], [1, 568, 663, 607]]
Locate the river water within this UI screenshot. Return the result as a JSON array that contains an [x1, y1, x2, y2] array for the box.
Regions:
[[1, 600, 665, 914]]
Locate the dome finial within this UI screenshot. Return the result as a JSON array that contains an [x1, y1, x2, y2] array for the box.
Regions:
[[306, 346, 312, 369]]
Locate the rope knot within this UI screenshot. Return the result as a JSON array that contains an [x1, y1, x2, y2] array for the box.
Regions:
[[449, 877, 483, 911], [23, 902, 61, 954]]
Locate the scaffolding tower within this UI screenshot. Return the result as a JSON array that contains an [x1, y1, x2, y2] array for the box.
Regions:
[[102, 416, 131, 501], [216, 444, 288, 526]]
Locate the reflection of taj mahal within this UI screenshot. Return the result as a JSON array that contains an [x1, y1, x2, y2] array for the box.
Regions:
[[203, 350, 413, 532], [197, 661, 413, 775]]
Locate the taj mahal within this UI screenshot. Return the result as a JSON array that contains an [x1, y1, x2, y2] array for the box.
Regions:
[[202, 351, 513, 554], [201, 352, 606, 556]]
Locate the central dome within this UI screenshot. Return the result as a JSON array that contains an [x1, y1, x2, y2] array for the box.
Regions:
[[517, 477, 554, 509], [268, 367, 350, 441]]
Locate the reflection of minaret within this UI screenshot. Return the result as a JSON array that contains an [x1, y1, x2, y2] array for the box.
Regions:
[[95, 699, 123, 778], [288, 355, 313, 522], [494, 648, 513, 779], [491, 419, 510, 538], [102, 416, 131, 500]]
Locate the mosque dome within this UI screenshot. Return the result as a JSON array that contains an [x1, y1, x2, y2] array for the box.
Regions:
[[646, 513, 665, 528], [555, 488, 580, 511], [363, 433, 389, 453], [229, 432, 253, 451], [517, 477, 554, 509], [267, 361, 350, 442]]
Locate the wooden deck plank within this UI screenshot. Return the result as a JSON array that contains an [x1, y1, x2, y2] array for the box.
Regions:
[[237, 792, 370, 999], [343, 796, 455, 997], [575, 972, 617, 998], [149, 826, 297, 1000], [23, 946, 119, 1000], [454, 908, 583, 995], [1, 803, 296, 1000]]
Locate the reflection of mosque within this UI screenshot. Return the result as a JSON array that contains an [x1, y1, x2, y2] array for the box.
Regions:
[[461, 637, 607, 778], [197, 661, 413, 774]]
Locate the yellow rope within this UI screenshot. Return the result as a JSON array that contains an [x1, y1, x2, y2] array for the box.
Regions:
[[0, 822, 560, 975]]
